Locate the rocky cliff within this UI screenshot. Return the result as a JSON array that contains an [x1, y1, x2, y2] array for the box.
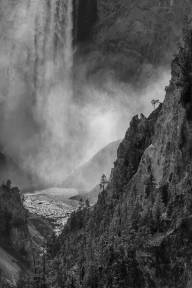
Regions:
[[41, 25, 192, 288]]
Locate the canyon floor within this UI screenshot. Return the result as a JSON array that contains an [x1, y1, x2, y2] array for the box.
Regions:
[[24, 188, 79, 235]]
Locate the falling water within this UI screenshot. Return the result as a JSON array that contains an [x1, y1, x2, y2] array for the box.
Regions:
[[32, 0, 75, 183], [64, 0, 74, 73], [1, 0, 77, 185], [32, 0, 74, 89]]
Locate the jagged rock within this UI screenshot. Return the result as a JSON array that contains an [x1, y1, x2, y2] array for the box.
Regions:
[[45, 26, 192, 288]]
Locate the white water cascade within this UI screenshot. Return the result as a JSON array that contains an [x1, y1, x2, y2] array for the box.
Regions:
[[0, 0, 78, 185], [0, 0, 128, 188]]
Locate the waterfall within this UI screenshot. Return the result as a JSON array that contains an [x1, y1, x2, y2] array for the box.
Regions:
[[65, 0, 74, 73], [32, 0, 75, 182], [32, 0, 74, 90], [1, 0, 77, 185]]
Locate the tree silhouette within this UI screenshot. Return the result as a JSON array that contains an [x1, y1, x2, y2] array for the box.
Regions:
[[151, 99, 160, 109], [99, 174, 109, 193]]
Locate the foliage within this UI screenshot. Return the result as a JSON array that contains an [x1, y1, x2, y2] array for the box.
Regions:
[[16, 19, 192, 287]]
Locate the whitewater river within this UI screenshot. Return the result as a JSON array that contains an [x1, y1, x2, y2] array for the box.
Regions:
[[24, 187, 79, 235]]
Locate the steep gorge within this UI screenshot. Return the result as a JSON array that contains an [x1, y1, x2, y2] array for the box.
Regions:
[[2, 1, 192, 287], [43, 25, 192, 288], [1, 0, 192, 189]]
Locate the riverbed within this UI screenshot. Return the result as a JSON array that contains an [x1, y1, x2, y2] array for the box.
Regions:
[[24, 187, 79, 234]]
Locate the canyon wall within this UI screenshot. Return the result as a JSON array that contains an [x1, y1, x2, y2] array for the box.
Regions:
[[46, 25, 192, 288]]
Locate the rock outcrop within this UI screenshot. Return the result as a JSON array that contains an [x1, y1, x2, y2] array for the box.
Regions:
[[43, 25, 192, 288]]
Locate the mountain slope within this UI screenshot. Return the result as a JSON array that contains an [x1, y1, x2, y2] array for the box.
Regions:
[[42, 25, 192, 288], [63, 140, 121, 192]]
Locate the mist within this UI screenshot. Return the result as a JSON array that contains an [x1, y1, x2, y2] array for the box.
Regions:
[[0, 0, 171, 188]]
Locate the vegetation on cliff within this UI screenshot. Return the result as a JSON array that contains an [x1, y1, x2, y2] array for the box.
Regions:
[[0, 181, 29, 257], [0, 181, 31, 286], [16, 22, 192, 288]]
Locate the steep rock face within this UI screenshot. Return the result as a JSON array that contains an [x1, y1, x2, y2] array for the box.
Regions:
[[45, 28, 192, 288], [45, 106, 162, 287], [111, 108, 161, 196], [114, 30, 192, 288]]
